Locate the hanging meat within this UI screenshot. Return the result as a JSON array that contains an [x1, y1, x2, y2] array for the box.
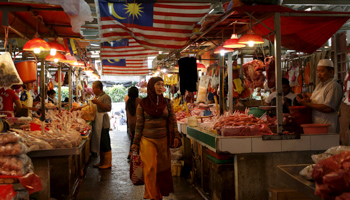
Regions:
[[264, 56, 275, 89], [242, 60, 265, 89]]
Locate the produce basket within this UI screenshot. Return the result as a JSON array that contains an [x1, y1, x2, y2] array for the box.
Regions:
[[301, 124, 330, 135]]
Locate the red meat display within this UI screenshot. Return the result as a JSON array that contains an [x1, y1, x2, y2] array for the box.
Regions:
[[312, 151, 350, 200], [242, 59, 265, 89], [264, 56, 275, 89]]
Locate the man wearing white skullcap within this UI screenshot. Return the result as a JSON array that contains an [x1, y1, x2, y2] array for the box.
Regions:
[[297, 59, 343, 133]]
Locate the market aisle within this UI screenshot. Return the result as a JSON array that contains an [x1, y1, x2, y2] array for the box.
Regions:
[[75, 130, 204, 200]]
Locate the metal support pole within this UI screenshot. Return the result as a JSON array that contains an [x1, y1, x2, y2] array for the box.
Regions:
[[228, 52, 233, 114], [333, 33, 338, 80], [40, 58, 45, 121], [58, 64, 62, 112], [219, 55, 225, 115], [76, 69, 79, 102], [68, 66, 72, 110], [274, 12, 283, 135]]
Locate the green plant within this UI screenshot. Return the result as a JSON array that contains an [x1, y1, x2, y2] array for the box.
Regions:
[[105, 85, 128, 102]]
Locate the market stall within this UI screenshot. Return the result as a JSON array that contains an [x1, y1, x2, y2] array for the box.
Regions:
[[0, 2, 96, 199], [168, 3, 350, 200]]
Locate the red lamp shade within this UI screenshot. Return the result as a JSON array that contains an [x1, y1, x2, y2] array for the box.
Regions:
[[197, 62, 206, 69], [238, 30, 264, 46], [23, 38, 51, 53], [45, 52, 67, 62], [223, 34, 246, 48], [48, 41, 66, 55], [214, 45, 234, 54], [61, 53, 77, 63]]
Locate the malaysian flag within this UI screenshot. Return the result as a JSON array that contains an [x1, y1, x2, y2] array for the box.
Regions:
[[98, 1, 210, 51], [102, 59, 149, 76], [100, 38, 158, 60]]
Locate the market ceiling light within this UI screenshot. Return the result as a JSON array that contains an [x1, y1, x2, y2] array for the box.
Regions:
[[48, 41, 66, 56], [223, 34, 246, 48], [23, 38, 51, 54], [238, 29, 264, 47], [45, 52, 67, 63], [214, 45, 234, 54], [62, 53, 77, 63], [238, 18, 264, 47]]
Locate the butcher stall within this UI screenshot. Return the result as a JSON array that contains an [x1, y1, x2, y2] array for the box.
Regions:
[[170, 4, 350, 200]]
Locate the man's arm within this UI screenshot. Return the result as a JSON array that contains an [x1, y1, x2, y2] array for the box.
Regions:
[[92, 98, 111, 112], [296, 96, 334, 113], [14, 99, 22, 112]]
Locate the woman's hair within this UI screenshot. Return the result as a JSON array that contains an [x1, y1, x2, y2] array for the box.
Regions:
[[127, 87, 139, 116]]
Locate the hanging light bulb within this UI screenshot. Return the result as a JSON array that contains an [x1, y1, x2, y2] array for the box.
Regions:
[[50, 48, 57, 56], [238, 18, 264, 47], [34, 48, 41, 54], [45, 52, 67, 62], [214, 45, 234, 54], [223, 24, 246, 48]]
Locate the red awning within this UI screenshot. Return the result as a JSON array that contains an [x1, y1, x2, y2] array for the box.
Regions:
[[234, 5, 350, 53]]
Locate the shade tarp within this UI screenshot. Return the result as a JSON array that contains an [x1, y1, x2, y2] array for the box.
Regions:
[[234, 5, 350, 53]]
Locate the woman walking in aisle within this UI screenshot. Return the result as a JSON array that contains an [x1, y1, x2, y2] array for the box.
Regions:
[[125, 86, 142, 159], [131, 77, 181, 200]]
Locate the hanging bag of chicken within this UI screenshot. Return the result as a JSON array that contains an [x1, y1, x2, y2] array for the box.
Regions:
[[81, 100, 96, 121]]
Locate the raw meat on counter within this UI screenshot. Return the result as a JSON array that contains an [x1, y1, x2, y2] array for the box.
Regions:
[[213, 109, 274, 136], [309, 147, 350, 200]]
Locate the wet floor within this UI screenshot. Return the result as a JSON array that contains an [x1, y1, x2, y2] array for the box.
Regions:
[[75, 130, 205, 200]]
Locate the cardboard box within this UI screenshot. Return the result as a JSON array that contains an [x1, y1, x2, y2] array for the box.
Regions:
[[268, 188, 312, 200]]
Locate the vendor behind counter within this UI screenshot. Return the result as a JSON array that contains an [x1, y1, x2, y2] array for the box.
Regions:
[[265, 78, 300, 116]]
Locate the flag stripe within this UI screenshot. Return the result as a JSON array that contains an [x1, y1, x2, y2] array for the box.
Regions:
[[154, 3, 211, 10], [153, 11, 206, 18]]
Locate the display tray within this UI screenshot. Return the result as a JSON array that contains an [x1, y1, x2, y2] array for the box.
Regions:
[[259, 106, 276, 110], [27, 138, 87, 158], [278, 164, 322, 200]]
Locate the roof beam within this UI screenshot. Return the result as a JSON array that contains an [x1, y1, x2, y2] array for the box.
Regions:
[[282, 0, 350, 6]]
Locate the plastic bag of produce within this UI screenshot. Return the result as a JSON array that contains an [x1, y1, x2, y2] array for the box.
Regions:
[[299, 164, 315, 180], [197, 75, 210, 103], [0, 142, 28, 156], [312, 145, 350, 163], [0, 132, 23, 145], [0, 154, 33, 173], [0, 52, 23, 88], [81, 101, 96, 121]]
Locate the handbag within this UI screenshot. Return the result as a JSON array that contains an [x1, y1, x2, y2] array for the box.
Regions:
[[129, 151, 144, 185]]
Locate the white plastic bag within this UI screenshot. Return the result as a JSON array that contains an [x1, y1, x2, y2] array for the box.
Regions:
[[299, 164, 315, 180], [0, 52, 23, 88]]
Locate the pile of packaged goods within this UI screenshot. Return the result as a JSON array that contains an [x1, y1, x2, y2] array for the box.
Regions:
[[0, 132, 33, 176], [299, 146, 350, 200], [11, 110, 91, 150]]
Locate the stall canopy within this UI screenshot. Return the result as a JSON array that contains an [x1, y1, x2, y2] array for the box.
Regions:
[[0, 2, 82, 40], [235, 5, 350, 54]]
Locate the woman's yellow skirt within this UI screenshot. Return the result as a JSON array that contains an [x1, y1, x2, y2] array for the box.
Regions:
[[140, 136, 174, 200]]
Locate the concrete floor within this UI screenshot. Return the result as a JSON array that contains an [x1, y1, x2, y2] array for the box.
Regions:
[[75, 130, 204, 200]]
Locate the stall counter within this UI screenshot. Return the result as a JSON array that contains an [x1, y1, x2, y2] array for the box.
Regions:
[[28, 133, 91, 200], [178, 123, 339, 200]]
